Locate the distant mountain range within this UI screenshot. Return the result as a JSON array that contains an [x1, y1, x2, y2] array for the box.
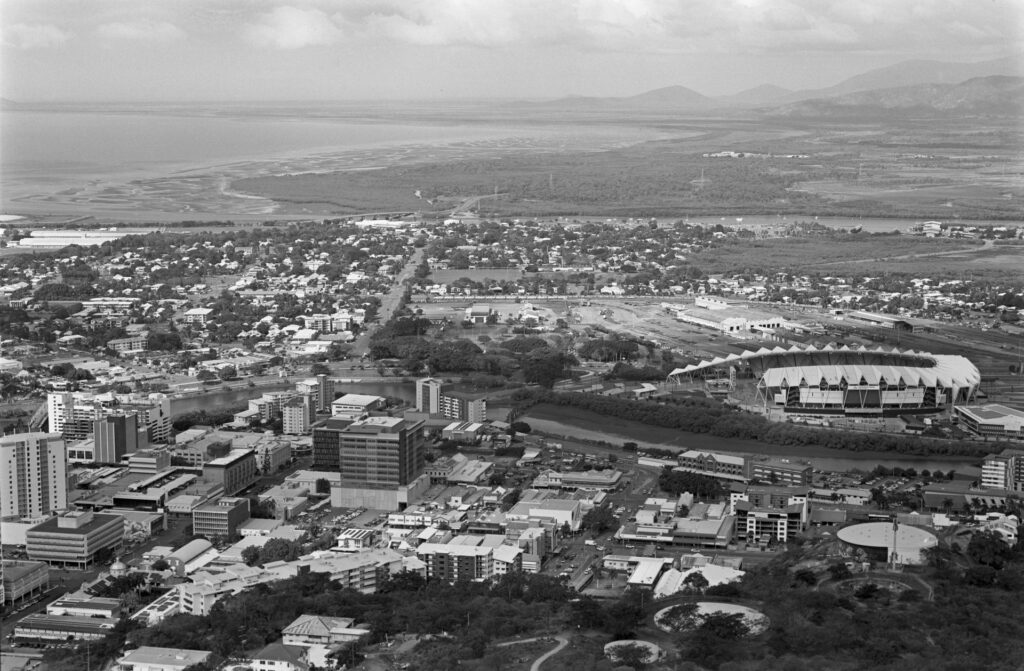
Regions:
[[774, 75, 1024, 117], [524, 56, 1023, 115]]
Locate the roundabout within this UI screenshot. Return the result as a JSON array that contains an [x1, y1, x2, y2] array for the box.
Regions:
[[654, 601, 769, 637], [603, 639, 664, 665]]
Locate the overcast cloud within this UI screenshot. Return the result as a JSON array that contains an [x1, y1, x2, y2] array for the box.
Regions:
[[2, 0, 1021, 100]]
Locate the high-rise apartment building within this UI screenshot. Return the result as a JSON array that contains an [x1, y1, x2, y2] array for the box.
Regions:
[[0, 433, 68, 519], [47, 392, 171, 443], [415, 378, 487, 422], [295, 374, 336, 414], [282, 394, 315, 435], [415, 378, 444, 415]]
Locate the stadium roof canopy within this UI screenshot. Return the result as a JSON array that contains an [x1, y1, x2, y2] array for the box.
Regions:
[[667, 344, 976, 385], [759, 356, 980, 390]]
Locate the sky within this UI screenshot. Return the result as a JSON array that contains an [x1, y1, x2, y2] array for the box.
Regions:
[[2, 0, 1022, 101]]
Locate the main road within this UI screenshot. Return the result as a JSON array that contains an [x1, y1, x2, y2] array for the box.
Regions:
[[351, 246, 426, 357]]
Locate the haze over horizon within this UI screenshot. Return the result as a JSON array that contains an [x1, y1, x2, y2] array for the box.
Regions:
[[1, 0, 1022, 103]]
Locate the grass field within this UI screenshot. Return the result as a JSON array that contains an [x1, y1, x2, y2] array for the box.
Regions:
[[430, 268, 523, 283], [689, 234, 980, 273]]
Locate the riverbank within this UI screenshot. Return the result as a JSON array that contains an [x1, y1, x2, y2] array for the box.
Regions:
[[521, 404, 982, 474]]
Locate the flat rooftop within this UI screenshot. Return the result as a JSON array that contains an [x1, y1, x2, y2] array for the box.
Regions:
[[205, 448, 254, 466], [959, 404, 1024, 421]]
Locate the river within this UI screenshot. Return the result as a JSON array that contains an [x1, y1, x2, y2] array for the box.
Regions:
[[521, 415, 981, 477], [672, 214, 1021, 233]]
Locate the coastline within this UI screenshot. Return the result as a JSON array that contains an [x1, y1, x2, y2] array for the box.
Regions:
[[3, 109, 663, 221]]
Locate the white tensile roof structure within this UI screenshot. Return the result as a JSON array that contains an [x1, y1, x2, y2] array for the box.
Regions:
[[668, 344, 979, 390]]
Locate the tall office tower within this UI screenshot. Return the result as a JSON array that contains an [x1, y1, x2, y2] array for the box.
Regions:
[[316, 374, 335, 413], [92, 413, 142, 464], [0, 433, 68, 518], [415, 377, 444, 414], [47, 392, 171, 443], [311, 418, 352, 470], [338, 417, 425, 488]]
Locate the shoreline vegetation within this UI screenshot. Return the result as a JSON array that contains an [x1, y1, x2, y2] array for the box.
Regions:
[[511, 390, 1007, 459]]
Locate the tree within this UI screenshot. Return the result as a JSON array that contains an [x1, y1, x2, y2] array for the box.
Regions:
[[609, 642, 653, 668], [241, 546, 262, 567], [315, 478, 331, 495], [196, 369, 217, 382], [250, 498, 276, 519], [217, 365, 237, 381], [151, 558, 170, 572], [509, 421, 531, 435], [828, 562, 852, 581], [581, 504, 618, 534], [684, 571, 710, 592], [968, 530, 1013, 569], [698, 612, 750, 640], [310, 362, 331, 376]]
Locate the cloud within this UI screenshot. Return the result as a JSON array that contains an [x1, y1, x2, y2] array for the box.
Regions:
[[244, 6, 343, 49], [3, 22, 72, 49], [333, 0, 1021, 56], [96, 20, 186, 42]]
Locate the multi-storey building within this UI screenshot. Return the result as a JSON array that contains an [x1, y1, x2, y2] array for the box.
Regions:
[[981, 448, 1024, 491], [415, 377, 444, 415], [177, 549, 403, 615], [337, 417, 425, 488], [330, 394, 385, 420], [93, 413, 143, 463], [415, 377, 487, 422], [295, 374, 335, 413], [47, 391, 171, 443], [1, 560, 49, 606], [675, 451, 812, 486], [247, 391, 297, 423], [202, 449, 257, 496], [26, 511, 124, 569], [0, 432, 67, 519], [311, 418, 352, 470], [439, 389, 488, 423], [282, 394, 315, 435], [416, 542, 494, 582], [748, 458, 813, 487], [106, 334, 148, 355], [192, 497, 251, 539], [730, 485, 809, 542], [676, 450, 746, 482]]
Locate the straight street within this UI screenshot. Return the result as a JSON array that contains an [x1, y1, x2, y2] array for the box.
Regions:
[[351, 246, 425, 357]]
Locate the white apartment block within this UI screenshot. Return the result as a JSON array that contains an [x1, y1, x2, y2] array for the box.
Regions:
[[47, 391, 171, 443], [1, 432, 68, 518]]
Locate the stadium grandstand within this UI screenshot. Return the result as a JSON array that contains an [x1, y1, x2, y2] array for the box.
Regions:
[[668, 344, 979, 417]]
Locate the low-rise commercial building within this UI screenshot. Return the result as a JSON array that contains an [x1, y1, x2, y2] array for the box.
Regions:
[[13, 613, 117, 642], [192, 497, 251, 540], [26, 511, 123, 569], [117, 646, 213, 671], [1, 560, 49, 605], [203, 449, 257, 496], [957, 404, 1024, 440]]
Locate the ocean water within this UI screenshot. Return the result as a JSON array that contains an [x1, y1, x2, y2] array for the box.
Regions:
[[0, 109, 544, 209]]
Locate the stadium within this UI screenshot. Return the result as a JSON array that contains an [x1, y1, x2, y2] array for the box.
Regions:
[[668, 344, 980, 418]]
